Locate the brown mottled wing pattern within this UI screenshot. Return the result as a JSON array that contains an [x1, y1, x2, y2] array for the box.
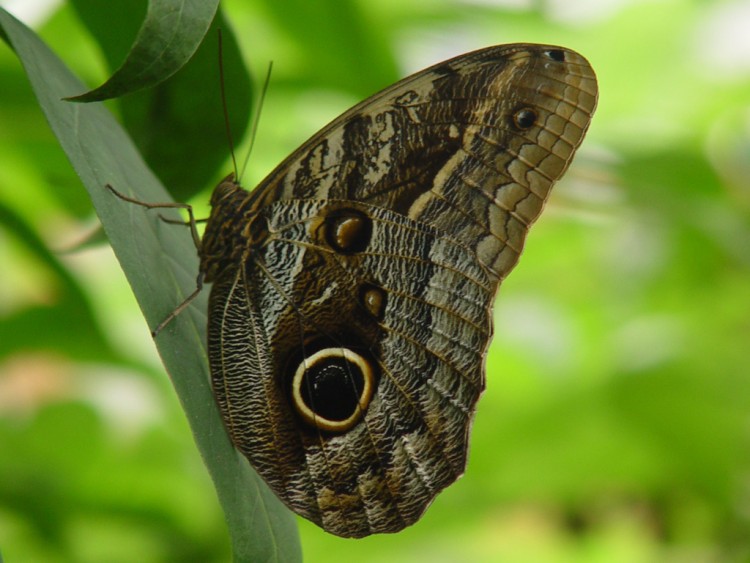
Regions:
[[201, 44, 597, 537]]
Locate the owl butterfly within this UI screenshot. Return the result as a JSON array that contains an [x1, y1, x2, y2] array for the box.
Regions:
[[137, 44, 596, 538]]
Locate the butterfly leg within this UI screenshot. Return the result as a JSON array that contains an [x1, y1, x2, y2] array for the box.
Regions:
[[105, 183, 205, 337], [105, 184, 202, 250], [149, 272, 204, 337]]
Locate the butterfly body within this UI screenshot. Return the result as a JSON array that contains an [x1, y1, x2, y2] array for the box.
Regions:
[[198, 44, 597, 537]]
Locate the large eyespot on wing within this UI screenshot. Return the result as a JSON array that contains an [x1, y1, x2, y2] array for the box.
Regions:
[[208, 196, 495, 538]]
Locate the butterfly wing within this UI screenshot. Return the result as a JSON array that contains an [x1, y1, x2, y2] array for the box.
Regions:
[[203, 44, 597, 537]]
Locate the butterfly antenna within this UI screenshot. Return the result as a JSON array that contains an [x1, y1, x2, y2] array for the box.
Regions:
[[217, 28, 239, 179], [239, 61, 273, 182]]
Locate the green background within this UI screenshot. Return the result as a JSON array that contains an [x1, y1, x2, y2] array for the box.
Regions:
[[1, 0, 749, 561]]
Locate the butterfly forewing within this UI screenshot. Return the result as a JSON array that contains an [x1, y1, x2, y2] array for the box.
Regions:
[[201, 44, 597, 538]]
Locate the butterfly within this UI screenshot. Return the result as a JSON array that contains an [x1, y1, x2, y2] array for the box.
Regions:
[[122, 43, 597, 538]]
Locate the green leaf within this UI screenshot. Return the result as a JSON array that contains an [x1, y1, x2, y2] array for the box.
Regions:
[[69, 0, 147, 69], [65, 0, 220, 102], [71, 1, 252, 201], [0, 8, 301, 562]]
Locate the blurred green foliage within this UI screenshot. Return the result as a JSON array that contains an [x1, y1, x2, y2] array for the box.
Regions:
[[1, 0, 749, 562]]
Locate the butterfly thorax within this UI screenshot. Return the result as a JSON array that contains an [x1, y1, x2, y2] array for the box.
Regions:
[[200, 174, 265, 283]]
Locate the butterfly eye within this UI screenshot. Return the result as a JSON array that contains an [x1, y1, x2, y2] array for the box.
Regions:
[[544, 49, 566, 62], [291, 348, 375, 433], [325, 209, 372, 254], [512, 108, 537, 130]]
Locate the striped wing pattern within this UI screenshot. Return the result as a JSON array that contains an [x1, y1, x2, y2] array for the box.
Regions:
[[201, 44, 597, 537]]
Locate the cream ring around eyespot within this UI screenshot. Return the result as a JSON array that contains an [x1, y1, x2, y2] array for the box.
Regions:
[[291, 347, 374, 433]]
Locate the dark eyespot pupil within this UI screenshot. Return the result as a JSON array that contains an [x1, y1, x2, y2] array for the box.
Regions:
[[545, 49, 565, 62], [513, 108, 537, 130], [325, 210, 372, 254], [300, 358, 364, 421]]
